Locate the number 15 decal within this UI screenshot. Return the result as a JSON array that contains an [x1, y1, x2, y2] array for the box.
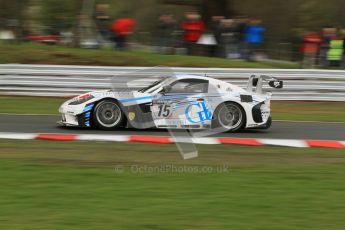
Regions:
[[158, 104, 171, 117]]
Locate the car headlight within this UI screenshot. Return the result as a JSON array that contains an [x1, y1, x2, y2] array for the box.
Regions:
[[68, 93, 94, 105]]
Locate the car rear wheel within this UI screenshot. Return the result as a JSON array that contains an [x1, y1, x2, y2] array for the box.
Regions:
[[92, 99, 125, 130], [213, 102, 245, 132]]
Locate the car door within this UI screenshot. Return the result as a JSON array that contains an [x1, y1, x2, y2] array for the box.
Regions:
[[151, 78, 212, 128]]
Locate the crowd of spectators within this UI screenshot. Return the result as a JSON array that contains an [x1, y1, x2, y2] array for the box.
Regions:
[[0, 6, 267, 62], [301, 26, 345, 68], [210, 16, 265, 60], [8, 4, 345, 69], [155, 11, 266, 61], [3, 3, 345, 69], [91, 7, 267, 61]]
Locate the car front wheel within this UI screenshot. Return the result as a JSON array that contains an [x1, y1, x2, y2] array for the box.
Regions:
[[92, 99, 125, 130]]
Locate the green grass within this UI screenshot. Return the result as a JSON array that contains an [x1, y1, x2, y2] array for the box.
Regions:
[[1, 96, 345, 122], [0, 96, 66, 115], [270, 101, 345, 122], [0, 140, 345, 229], [0, 42, 298, 68]]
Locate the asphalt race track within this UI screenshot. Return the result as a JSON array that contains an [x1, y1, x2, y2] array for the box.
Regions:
[[0, 114, 344, 141]]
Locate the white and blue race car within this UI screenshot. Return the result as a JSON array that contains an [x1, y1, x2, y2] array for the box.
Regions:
[[58, 74, 282, 132]]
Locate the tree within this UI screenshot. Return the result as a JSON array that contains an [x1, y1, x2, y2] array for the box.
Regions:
[[0, 0, 30, 41]]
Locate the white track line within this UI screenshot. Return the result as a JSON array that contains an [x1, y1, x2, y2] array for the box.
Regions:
[[76, 134, 129, 142], [259, 139, 309, 148], [0, 132, 37, 140]]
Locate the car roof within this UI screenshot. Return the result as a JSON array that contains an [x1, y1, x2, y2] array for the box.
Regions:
[[173, 74, 213, 81]]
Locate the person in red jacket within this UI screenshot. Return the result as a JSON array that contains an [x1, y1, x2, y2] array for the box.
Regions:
[[181, 11, 205, 55], [300, 32, 321, 68], [111, 17, 136, 50]]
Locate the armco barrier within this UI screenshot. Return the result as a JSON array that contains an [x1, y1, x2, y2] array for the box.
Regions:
[[0, 64, 344, 101]]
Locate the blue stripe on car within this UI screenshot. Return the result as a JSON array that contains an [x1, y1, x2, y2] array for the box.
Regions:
[[82, 103, 94, 112], [119, 96, 153, 103]]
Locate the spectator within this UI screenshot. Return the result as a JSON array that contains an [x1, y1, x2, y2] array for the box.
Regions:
[[341, 29, 345, 67], [211, 15, 224, 57], [327, 35, 344, 67], [111, 17, 136, 50], [156, 14, 175, 54], [234, 16, 248, 59], [211, 18, 236, 58], [244, 19, 265, 61], [319, 26, 337, 67], [0, 18, 16, 42], [181, 11, 205, 55], [94, 4, 111, 44], [300, 32, 321, 68], [219, 19, 238, 59]]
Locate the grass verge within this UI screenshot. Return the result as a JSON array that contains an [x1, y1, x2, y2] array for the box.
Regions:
[[0, 140, 345, 229], [0, 96, 344, 122], [0, 42, 298, 68]]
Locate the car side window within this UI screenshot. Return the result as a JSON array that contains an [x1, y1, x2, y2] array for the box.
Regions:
[[167, 79, 208, 93]]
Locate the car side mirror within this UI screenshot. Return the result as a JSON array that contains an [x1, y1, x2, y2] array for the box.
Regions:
[[161, 85, 172, 94], [268, 80, 283, 89]]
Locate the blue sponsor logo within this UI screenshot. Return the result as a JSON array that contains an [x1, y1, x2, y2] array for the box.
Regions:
[[185, 101, 212, 124]]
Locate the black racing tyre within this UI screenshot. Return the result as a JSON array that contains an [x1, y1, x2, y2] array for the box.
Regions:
[[92, 99, 125, 130], [212, 102, 246, 132]]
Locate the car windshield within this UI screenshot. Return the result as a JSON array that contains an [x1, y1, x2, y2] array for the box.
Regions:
[[138, 77, 168, 93]]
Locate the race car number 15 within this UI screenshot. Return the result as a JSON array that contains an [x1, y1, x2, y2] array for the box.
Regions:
[[158, 104, 171, 117]]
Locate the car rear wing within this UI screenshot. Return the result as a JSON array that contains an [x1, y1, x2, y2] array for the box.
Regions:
[[246, 75, 283, 94]]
